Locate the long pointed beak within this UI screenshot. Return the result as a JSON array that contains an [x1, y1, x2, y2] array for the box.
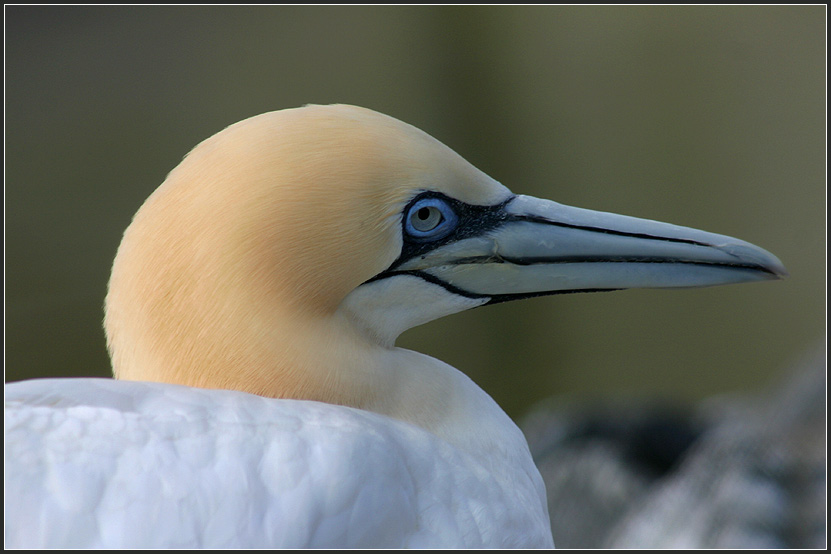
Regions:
[[394, 194, 786, 303]]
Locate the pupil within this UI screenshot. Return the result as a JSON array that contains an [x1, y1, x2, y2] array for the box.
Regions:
[[417, 207, 431, 220]]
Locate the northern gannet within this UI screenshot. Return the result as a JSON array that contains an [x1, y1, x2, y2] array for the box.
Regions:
[[4, 104, 785, 548]]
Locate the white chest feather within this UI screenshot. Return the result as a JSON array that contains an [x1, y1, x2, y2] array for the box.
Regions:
[[5, 378, 553, 548]]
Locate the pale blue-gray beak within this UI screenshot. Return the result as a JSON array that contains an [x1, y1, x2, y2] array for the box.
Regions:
[[387, 194, 786, 304]]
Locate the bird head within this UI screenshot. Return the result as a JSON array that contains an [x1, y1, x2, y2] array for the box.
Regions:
[[105, 104, 785, 405]]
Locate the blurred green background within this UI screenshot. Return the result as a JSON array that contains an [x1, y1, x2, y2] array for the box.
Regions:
[[5, 6, 825, 418]]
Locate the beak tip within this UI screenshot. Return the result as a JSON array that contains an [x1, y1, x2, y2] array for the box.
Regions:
[[771, 264, 789, 280], [720, 241, 787, 281]]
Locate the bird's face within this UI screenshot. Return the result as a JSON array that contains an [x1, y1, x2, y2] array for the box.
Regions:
[[106, 104, 784, 392], [320, 107, 786, 346]]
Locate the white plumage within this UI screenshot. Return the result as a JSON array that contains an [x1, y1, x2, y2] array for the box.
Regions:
[[4, 104, 784, 548], [6, 379, 550, 548]]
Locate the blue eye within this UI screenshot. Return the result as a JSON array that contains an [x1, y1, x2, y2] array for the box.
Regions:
[[404, 197, 458, 241]]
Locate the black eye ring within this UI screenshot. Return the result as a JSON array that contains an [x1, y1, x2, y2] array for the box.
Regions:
[[403, 196, 458, 241]]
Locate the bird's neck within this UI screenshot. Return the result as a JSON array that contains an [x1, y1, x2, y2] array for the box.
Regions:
[[110, 271, 530, 462], [274, 310, 533, 463], [367, 345, 531, 459]]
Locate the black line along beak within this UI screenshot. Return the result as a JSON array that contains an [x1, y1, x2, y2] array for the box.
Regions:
[[389, 194, 787, 303]]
